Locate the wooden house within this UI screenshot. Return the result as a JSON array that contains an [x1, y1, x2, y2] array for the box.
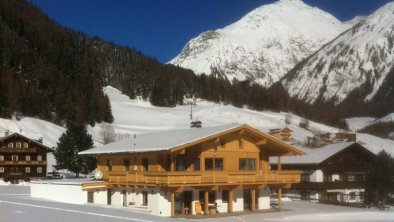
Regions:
[[0, 132, 51, 183], [271, 142, 375, 204], [268, 127, 293, 141], [79, 124, 304, 217]]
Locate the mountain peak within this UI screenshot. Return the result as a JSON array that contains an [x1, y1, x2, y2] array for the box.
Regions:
[[170, 0, 346, 87]]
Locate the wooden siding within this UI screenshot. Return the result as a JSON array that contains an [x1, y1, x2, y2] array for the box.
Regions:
[[94, 129, 301, 187]]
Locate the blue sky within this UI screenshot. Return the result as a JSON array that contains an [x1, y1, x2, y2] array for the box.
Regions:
[[31, 0, 391, 63]]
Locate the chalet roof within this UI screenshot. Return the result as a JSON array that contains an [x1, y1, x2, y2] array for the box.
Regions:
[[79, 124, 304, 155], [270, 142, 370, 165], [0, 132, 53, 151]]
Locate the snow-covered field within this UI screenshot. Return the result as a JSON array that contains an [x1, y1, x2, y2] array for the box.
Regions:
[[346, 113, 394, 131], [0, 86, 393, 171]]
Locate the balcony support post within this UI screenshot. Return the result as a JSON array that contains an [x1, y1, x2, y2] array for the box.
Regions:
[[278, 156, 282, 173], [251, 188, 256, 212], [278, 187, 282, 209], [228, 189, 233, 213], [204, 190, 209, 215], [171, 191, 175, 217]]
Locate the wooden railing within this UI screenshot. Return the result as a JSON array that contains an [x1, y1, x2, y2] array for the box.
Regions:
[[0, 161, 46, 165], [107, 170, 301, 186]]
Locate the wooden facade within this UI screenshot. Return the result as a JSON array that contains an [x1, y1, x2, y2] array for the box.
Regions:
[[273, 143, 374, 203], [0, 133, 50, 183], [81, 125, 303, 217]]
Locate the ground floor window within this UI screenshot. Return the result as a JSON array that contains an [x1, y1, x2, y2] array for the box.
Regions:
[[0, 167, 4, 173], [349, 192, 356, 200], [222, 190, 229, 203], [142, 191, 148, 206]]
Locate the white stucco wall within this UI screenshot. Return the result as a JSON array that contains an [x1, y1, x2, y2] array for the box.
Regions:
[[258, 188, 270, 210], [31, 183, 86, 204], [310, 170, 323, 182], [233, 188, 243, 212], [93, 189, 107, 204]]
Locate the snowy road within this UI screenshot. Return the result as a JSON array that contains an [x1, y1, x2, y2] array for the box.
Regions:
[[1, 186, 393, 222]]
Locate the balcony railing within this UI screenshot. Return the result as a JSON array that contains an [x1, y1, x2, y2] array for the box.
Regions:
[[0, 161, 46, 165], [107, 170, 301, 186], [0, 148, 37, 153]]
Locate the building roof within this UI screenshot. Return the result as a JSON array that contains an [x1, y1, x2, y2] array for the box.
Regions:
[[270, 142, 371, 165], [79, 124, 304, 155], [0, 132, 53, 151]]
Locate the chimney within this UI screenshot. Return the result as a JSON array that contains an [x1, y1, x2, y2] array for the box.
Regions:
[[5, 130, 9, 137], [38, 137, 43, 144]]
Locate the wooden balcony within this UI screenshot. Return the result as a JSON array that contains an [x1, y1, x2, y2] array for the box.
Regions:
[[107, 170, 300, 187], [0, 148, 37, 153], [0, 161, 47, 165]]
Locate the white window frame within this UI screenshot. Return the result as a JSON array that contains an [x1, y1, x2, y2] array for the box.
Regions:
[[0, 155, 4, 161], [0, 167, 4, 173], [37, 167, 42, 173], [25, 155, 31, 162], [23, 142, 29, 148], [8, 143, 13, 148], [12, 155, 18, 161], [37, 155, 42, 161], [16, 142, 22, 148], [25, 167, 30, 173]]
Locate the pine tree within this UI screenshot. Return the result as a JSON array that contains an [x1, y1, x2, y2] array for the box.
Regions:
[[365, 151, 394, 205], [54, 123, 96, 177]]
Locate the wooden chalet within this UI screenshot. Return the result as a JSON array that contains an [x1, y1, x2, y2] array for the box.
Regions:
[[0, 132, 51, 183], [271, 142, 375, 204], [79, 124, 304, 217], [268, 127, 293, 141]]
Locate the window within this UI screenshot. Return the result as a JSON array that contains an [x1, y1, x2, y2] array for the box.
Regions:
[[25, 167, 30, 173], [107, 160, 112, 171], [37, 155, 42, 161], [12, 155, 18, 161], [124, 159, 130, 171], [324, 174, 332, 182], [347, 175, 355, 182], [23, 142, 29, 148], [205, 158, 223, 171], [349, 192, 356, 200], [37, 167, 42, 173], [25, 155, 31, 162], [222, 190, 229, 203], [0, 167, 4, 173], [239, 158, 256, 171], [0, 155, 4, 161], [194, 158, 200, 171], [142, 191, 148, 206], [142, 158, 149, 171], [16, 142, 22, 148], [8, 143, 13, 148], [301, 173, 310, 182], [215, 159, 223, 171], [205, 158, 213, 171], [175, 155, 185, 171]]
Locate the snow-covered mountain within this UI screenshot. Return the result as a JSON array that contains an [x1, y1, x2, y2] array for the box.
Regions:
[[169, 0, 348, 87], [282, 1, 394, 104]]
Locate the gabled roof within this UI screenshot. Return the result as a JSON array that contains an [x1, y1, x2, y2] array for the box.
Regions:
[[270, 142, 373, 165], [79, 124, 304, 155], [0, 132, 53, 151]]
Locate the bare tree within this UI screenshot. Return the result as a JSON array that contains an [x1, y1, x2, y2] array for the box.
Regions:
[[100, 123, 116, 144]]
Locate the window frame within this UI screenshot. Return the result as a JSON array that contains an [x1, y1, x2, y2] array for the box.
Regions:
[[239, 158, 256, 171], [25, 167, 31, 173], [107, 159, 113, 171], [8, 143, 13, 148], [25, 155, 31, 162], [23, 142, 29, 148], [37, 167, 42, 173], [37, 155, 42, 162], [0, 167, 4, 173]]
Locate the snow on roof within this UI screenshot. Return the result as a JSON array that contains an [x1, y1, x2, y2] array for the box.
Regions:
[[270, 142, 357, 164], [79, 124, 243, 155]]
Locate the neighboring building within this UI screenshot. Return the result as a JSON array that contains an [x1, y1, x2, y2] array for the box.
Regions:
[[335, 132, 356, 142], [0, 132, 51, 183], [271, 142, 375, 204], [268, 127, 293, 141], [79, 124, 304, 217]]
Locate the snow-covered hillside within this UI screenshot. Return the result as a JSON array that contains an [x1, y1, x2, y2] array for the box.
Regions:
[[1, 86, 393, 171], [170, 0, 348, 87], [282, 1, 394, 104]]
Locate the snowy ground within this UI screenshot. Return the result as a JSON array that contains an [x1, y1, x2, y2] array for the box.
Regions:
[[0, 86, 393, 172], [0, 186, 393, 222]]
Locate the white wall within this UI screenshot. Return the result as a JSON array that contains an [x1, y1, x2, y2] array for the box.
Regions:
[[258, 188, 270, 210], [31, 183, 86, 204], [93, 189, 107, 204], [310, 170, 323, 182], [233, 188, 243, 212]]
